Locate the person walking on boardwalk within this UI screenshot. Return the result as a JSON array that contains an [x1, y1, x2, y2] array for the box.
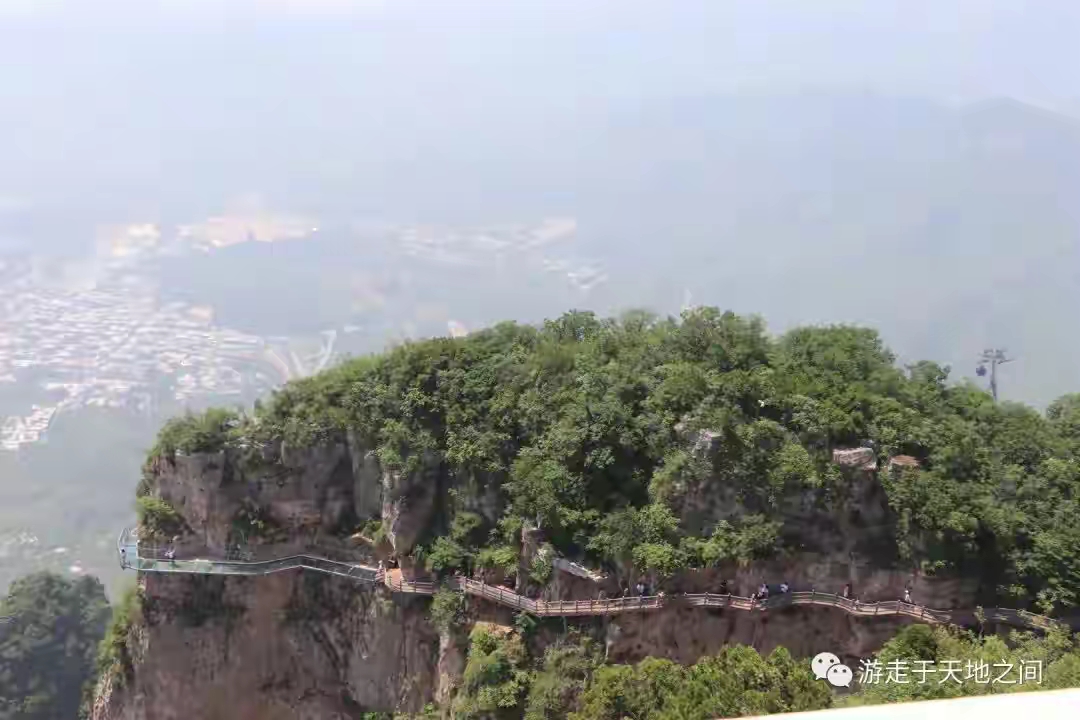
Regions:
[[842, 583, 851, 599], [903, 586, 912, 604]]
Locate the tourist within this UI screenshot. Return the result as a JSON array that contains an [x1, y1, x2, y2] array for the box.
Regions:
[[779, 581, 790, 594], [842, 583, 852, 599], [903, 586, 913, 604]]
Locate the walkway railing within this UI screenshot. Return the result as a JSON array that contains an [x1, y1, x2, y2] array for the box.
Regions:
[[116, 528, 1068, 630]]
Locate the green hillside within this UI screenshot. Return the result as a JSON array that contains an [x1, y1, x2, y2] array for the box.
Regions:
[[154, 308, 1080, 613]]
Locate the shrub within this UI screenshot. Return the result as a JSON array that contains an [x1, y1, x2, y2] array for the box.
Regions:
[[231, 499, 279, 541], [149, 408, 242, 459], [96, 584, 142, 685], [477, 545, 519, 574], [529, 546, 554, 585], [429, 588, 467, 632], [426, 537, 468, 574], [524, 637, 599, 720], [135, 496, 182, 540], [455, 627, 531, 719]]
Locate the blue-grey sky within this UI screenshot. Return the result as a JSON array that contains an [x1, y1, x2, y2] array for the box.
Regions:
[[1, 1, 1076, 105], [1, 1, 1076, 210]]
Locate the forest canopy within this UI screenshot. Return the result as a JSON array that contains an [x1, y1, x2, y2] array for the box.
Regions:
[[148, 308, 1080, 612], [0, 572, 110, 720]]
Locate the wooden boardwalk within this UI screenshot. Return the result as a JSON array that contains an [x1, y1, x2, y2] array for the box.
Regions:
[[118, 528, 1068, 631]]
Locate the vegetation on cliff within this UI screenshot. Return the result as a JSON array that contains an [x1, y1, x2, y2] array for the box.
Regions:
[[846, 623, 1080, 706], [0, 572, 111, 720], [146, 308, 1080, 612], [96, 584, 141, 686], [569, 645, 830, 720], [406, 626, 833, 720], [454, 625, 533, 718], [134, 496, 183, 541], [443, 628, 830, 720], [373, 623, 1080, 720]]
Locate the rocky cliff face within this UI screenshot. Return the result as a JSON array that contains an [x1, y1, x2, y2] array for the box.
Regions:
[[603, 602, 913, 670], [94, 572, 442, 720], [97, 437, 451, 719], [94, 437, 975, 719], [152, 433, 441, 560]]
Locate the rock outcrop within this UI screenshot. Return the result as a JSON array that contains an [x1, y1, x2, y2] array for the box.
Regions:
[[94, 435, 979, 719], [832, 447, 878, 472], [153, 435, 440, 559], [94, 572, 441, 720], [94, 437, 455, 719], [380, 449, 442, 556]]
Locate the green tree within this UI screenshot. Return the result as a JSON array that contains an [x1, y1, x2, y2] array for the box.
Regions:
[[524, 636, 600, 720], [1048, 393, 1080, 452], [454, 626, 532, 719], [845, 624, 1080, 706], [151, 407, 242, 457], [153, 306, 1080, 610], [135, 496, 183, 540], [571, 646, 830, 720], [429, 588, 467, 633], [0, 572, 111, 720]]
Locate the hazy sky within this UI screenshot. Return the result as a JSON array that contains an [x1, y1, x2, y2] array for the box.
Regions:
[[4, 0, 1080, 594], [1, 1, 1076, 218], [1, 1, 1076, 106]]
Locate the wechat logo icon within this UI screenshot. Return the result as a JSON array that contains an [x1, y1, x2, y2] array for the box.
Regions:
[[812, 652, 853, 688]]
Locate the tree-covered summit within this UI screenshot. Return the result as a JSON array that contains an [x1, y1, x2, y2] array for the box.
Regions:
[[147, 308, 1080, 613]]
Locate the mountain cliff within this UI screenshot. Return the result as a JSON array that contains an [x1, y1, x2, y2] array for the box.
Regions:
[[90, 442, 907, 720], [92, 308, 1080, 718]]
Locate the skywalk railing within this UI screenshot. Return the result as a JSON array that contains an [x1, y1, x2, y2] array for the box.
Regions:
[[682, 591, 1064, 629], [116, 527, 1068, 629]]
